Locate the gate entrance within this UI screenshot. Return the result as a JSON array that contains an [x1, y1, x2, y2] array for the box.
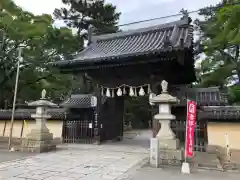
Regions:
[[55, 16, 208, 151], [61, 98, 96, 144]]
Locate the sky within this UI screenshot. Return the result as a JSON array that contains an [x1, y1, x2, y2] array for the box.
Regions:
[[13, 0, 222, 68], [14, 0, 222, 30]]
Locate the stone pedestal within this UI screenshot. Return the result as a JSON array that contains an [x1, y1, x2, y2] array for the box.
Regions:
[[21, 89, 57, 153], [149, 80, 183, 167], [150, 138, 159, 167], [159, 138, 180, 149], [150, 138, 183, 167], [21, 128, 56, 153]]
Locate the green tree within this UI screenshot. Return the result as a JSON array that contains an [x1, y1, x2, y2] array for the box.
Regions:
[[124, 97, 152, 129], [53, 0, 121, 37], [0, 0, 80, 107], [195, 0, 240, 87], [210, 0, 240, 47], [53, 0, 121, 96]]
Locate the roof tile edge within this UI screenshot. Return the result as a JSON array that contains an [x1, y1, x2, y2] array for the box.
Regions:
[[93, 17, 190, 41]]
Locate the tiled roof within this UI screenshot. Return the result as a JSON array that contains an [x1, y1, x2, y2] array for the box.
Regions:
[[56, 17, 193, 68], [200, 106, 240, 120], [60, 94, 95, 108], [60, 94, 108, 108], [0, 108, 66, 120]]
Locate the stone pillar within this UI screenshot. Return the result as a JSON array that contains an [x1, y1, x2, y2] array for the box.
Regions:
[[21, 89, 57, 153], [150, 83, 159, 138], [149, 80, 183, 167]]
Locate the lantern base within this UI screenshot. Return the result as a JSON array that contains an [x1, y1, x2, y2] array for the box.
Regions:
[[150, 138, 183, 167], [158, 138, 180, 149], [158, 149, 183, 166], [21, 128, 56, 153]]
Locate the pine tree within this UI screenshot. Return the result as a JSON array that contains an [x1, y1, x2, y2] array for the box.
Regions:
[[195, 0, 240, 86], [54, 0, 121, 38]]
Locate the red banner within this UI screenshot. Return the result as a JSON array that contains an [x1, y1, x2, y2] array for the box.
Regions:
[[186, 100, 197, 157]]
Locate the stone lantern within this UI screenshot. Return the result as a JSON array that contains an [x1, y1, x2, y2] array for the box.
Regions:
[[21, 89, 58, 153], [149, 80, 183, 167]]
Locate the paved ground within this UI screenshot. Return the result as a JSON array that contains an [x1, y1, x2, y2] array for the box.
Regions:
[[1, 130, 240, 180], [127, 165, 240, 180], [0, 146, 147, 180], [0, 150, 35, 163], [0, 130, 150, 180]]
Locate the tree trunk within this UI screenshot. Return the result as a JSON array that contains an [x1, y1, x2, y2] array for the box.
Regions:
[[237, 70, 240, 84]]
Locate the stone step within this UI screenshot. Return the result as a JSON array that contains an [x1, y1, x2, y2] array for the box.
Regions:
[[0, 137, 21, 145], [193, 152, 223, 171], [222, 162, 239, 172], [0, 143, 21, 151]]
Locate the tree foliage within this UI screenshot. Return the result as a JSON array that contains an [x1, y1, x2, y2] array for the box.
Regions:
[[210, 0, 240, 47], [0, 0, 80, 107], [195, 0, 240, 88], [0, 0, 121, 108], [194, 0, 240, 103], [53, 0, 121, 37], [228, 84, 240, 104], [124, 97, 152, 129]]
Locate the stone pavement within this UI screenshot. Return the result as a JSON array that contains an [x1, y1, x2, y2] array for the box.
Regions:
[[1, 129, 240, 180], [0, 150, 35, 163], [0, 130, 150, 180], [126, 165, 240, 180], [0, 143, 148, 180]]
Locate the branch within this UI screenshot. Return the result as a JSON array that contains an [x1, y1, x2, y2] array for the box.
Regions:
[[0, 56, 18, 88], [235, 45, 240, 72], [24, 73, 53, 86], [17, 73, 54, 96], [218, 49, 236, 66], [235, 45, 239, 62]]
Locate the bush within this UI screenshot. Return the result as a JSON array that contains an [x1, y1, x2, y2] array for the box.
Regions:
[[228, 84, 240, 104]]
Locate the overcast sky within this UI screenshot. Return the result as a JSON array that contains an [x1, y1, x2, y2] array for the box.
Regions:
[[14, 0, 221, 30]]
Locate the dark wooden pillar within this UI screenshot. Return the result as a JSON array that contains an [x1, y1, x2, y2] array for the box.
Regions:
[[115, 96, 124, 141]]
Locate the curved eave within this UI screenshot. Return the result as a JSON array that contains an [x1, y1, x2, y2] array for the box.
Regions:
[[59, 104, 94, 109], [56, 47, 193, 71], [0, 117, 65, 120], [0, 109, 66, 120]]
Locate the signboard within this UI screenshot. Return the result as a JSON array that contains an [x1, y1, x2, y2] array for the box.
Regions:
[[89, 123, 93, 129], [185, 100, 197, 157]]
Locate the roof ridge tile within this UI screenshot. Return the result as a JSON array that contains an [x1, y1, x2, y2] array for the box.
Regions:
[[94, 18, 190, 41]]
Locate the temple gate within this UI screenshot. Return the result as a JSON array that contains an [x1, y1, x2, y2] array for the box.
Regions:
[[54, 15, 208, 151]]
